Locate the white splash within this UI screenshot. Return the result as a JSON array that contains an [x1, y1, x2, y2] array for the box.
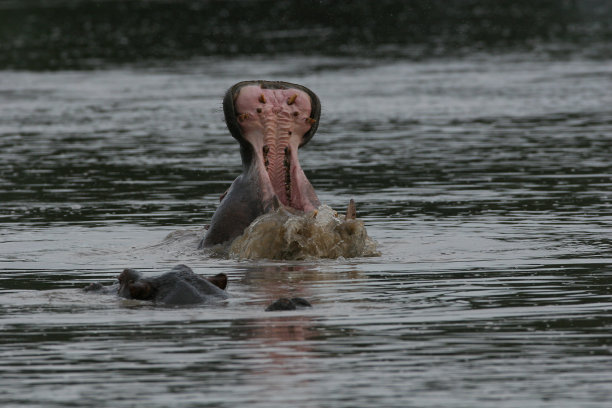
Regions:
[[228, 205, 380, 260]]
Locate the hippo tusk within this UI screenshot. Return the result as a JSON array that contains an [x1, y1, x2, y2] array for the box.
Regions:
[[345, 199, 357, 220]]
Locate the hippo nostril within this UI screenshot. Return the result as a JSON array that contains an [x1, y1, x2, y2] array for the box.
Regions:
[[256, 108, 262, 113], [293, 111, 299, 117]]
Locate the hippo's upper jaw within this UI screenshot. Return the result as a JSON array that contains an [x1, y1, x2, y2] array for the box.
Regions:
[[226, 81, 321, 212], [201, 81, 321, 247]]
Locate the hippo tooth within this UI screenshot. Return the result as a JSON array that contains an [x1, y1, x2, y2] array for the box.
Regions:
[[259, 93, 266, 103], [263, 145, 270, 169], [305, 117, 316, 124], [219, 189, 228, 202], [287, 94, 297, 105], [345, 199, 357, 220], [284, 150, 292, 204]]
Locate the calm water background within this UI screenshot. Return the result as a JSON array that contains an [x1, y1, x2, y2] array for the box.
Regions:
[[1, 1, 612, 407]]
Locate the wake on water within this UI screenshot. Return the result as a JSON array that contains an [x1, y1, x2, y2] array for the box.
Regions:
[[160, 205, 379, 261]]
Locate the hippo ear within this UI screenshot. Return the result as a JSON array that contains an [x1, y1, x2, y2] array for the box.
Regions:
[[206, 273, 228, 290], [128, 281, 153, 300]]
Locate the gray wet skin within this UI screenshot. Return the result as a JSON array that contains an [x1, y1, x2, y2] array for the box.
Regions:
[[265, 297, 312, 312], [111, 264, 228, 305], [117, 265, 227, 305], [85, 264, 312, 310], [200, 81, 321, 247]]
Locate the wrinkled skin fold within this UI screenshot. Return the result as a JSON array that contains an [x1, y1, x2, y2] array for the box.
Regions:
[[200, 81, 321, 247]]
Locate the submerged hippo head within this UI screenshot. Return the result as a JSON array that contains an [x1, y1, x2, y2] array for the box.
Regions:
[[86, 264, 311, 310], [117, 264, 228, 305], [200, 81, 322, 247]]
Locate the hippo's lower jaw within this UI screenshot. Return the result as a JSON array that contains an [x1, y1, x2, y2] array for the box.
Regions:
[[200, 81, 322, 247]]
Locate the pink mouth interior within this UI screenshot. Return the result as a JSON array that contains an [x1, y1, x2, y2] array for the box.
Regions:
[[233, 85, 318, 212]]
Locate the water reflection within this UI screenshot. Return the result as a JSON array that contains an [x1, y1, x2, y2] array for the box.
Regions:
[[233, 315, 316, 391]]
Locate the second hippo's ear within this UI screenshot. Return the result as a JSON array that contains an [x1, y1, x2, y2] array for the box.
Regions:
[[206, 273, 228, 290], [128, 281, 154, 300]]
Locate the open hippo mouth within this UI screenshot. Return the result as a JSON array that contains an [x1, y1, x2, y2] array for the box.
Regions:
[[224, 80, 321, 211], [200, 81, 322, 247]]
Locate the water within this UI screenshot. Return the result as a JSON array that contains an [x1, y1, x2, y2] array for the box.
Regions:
[[2, 2, 612, 407]]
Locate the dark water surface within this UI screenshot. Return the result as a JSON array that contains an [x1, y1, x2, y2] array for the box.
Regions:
[[2, 2, 612, 407]]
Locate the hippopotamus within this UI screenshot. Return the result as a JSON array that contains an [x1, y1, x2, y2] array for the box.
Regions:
[[199, 80, 322, 247], [84, 264, 312, 311], [84, 264, 228, 305], [265, 297, 312, 311]]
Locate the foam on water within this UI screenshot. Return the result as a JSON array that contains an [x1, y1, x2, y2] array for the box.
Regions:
[[228, 205, 380, 260]]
